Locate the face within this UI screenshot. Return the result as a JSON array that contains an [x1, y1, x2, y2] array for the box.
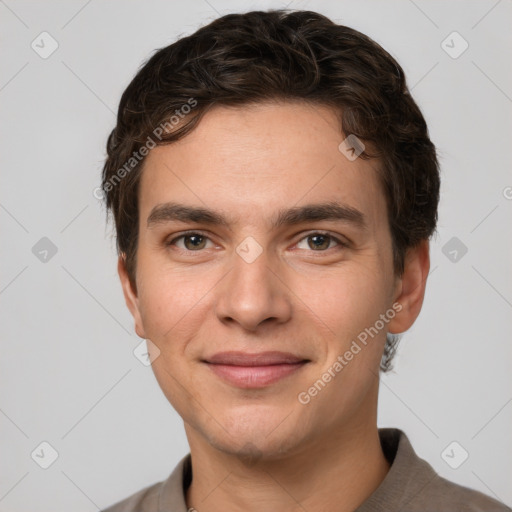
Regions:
[[119, 101, 427, 460]]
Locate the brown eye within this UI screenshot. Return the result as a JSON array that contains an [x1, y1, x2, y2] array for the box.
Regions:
[[307, 234, 331, 250], [183, 234, 207, 250], [296, 233, 342, 251], [168, 233, 214, 251]]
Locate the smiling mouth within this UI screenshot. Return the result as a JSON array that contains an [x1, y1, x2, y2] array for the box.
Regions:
[[202, 351, 310, 388]]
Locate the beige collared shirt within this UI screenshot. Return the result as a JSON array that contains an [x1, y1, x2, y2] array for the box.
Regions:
[[102, 428, 511, 511]]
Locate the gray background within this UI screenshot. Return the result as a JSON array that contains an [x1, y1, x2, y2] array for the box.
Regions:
[[1, 0, 511, 510]]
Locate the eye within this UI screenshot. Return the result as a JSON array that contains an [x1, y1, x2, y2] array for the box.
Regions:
[[295, 232, 346, 251], [166, 231, 347, 253], [167, 232, 215, 251]]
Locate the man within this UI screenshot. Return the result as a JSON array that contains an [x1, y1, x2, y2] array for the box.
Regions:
[[100, 9, 510, 512]]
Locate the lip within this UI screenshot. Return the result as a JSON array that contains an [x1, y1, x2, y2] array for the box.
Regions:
[[203, 351, 309, 388]]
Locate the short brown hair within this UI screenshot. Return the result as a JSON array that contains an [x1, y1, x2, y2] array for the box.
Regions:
[[102, 9, 440, 370]]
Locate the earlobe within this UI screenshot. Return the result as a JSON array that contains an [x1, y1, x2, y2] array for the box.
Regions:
[[388, 240, 430, 334], [117, 255, 146, 339]]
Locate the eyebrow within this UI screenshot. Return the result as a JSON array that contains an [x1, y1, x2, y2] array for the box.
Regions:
[[146, 201, 366, 230]]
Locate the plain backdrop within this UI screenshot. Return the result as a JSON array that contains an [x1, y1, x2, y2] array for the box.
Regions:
[[1, 0, 511, 510]]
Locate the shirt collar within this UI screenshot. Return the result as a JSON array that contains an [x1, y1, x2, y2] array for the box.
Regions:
[[355, 428, 440, 511], [156, 428, 436, 511]]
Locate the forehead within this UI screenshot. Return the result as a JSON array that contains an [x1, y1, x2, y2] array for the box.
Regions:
[[138, 101, 386, 229]]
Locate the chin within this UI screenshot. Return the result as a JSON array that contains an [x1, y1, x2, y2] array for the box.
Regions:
[[194, 405, 309, 462], [211, 432, 299, 463]]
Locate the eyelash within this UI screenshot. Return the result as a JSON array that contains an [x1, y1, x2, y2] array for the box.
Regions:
[[166, 230, 349, 253]]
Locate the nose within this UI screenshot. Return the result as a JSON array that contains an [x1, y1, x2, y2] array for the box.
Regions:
[[214, 249, 293, 332]]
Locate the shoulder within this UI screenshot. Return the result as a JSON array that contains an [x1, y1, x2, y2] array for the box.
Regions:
[[101, 480, 163, 512], [362, 429, 511, 512], [412, 472, 511, 511], [100, 453, 192, 512]]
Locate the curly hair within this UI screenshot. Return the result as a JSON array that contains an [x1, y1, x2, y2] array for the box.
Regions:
[[101, 9, 440, 371]]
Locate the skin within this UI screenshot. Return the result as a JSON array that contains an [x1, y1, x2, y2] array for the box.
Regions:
[[118, 100, 430, 512]]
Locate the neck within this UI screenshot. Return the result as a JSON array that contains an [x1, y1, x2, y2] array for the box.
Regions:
[[184, 413, 389, 512]]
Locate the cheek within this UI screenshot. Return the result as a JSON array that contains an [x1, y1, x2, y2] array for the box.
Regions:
[[136, 269, 214, 413], [136, 258, 214, 348], [293, 264, 391, 340]]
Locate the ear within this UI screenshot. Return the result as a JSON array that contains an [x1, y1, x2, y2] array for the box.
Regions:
[[118, 255, 146, 339], [387, 240, 430, 334]]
